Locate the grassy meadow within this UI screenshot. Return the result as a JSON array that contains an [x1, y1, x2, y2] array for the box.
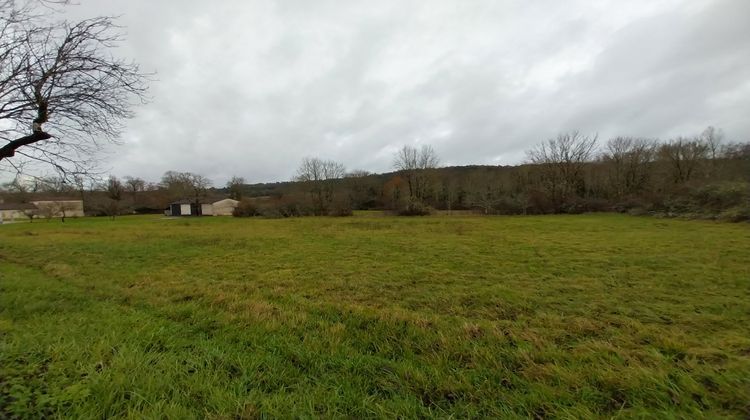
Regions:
[[1, 213, 749, 418]]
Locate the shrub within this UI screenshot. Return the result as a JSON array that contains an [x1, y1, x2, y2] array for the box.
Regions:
[[232, 200, 260, 217], [249, 197, 315, 218], [328, 200, 353, 217], [718, 206, 750, 223], [524, 190, 554, 214], [257, 205, 283, 218], [627, 207, 650, 217], [562, 197, 611, 214], [397, 200, 433, 216], [492, 196, 525, 215], [613, 196, 652, 214], [691, 182, 749, 211]]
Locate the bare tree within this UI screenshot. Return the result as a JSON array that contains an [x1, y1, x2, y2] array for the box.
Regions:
[[346, 169, 371, 178], [103, 175, 123, 219], [23, 207, 37, 222], [721, 142, 750, 161], [124, 176, 145, 204], [0, 0, 149, 176], [296, 157, 346, 182], [392, 145, 440, 201], [35, 201, 56, 221], [602, 137, 655, 198], [226, 176, 245, 200], [295, 157, 346, 214], [189, 174, 211, 201], [526, 131, 598, 210], [701, 126, 724, 177], [344, 170, 376, 210], [160, 171, 211, 202], [701, 126, 723, 161], [466, 170, 502, 214], [2, 176, 31, 202], [72, 173, 87, 202], [54, 200, 78, 222], [658, 137, 709, 184]]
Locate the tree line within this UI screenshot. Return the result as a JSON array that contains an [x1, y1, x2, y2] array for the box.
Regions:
[[250, 127, 748, 220], [2, 127, 748, 221]]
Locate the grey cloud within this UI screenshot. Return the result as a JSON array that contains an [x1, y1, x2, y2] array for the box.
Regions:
[[57, 0, 750, 184]]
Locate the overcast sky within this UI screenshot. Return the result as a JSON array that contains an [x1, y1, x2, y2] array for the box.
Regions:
[[64, 0, 750, 185]]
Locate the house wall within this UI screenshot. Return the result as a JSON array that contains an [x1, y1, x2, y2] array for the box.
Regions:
[[201, 204, 214, 216], [212, 199, 238, 216], [180, 204, 191, 215], [32, 201, 84, 218], [0, 209, 27, 221]]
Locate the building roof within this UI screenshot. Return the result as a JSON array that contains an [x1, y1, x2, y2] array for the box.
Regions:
[[32, 199, 83, 204], [212, 198, 239, 206], [168, 199, 201, 205], [0, 202, 37, 211]]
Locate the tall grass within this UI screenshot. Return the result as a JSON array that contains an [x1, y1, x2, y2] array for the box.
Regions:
[[1, 214, 749, 417]]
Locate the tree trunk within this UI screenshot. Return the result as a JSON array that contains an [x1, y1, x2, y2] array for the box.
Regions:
[[0, 131, 53, 160]]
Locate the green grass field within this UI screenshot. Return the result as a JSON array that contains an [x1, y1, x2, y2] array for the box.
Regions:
[[1, 214, 749, 418]]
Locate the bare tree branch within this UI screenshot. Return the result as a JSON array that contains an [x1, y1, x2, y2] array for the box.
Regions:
[[0, 1, 150, 175]]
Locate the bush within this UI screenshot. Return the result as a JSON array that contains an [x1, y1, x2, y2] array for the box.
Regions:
[[613, 196, 652, 214], [524, 190, 554, 214], [492, 196, 525, 215], [718, 206, 750, 223], [257, 205, 283, 218], [562, 197, 611, 214], [328, 200, 353, 217], [257, 202, 296, 218], [691, 182, 749, 211], [627, 207, 650, 217], [246, 197, 315, 218], [397, 200, 433, 216], [648, 182, 750, 220], [232, 200, 260, 217]]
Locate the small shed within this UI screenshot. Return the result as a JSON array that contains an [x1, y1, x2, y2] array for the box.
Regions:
[[212, 199, 239, 216], [201, 203, 214, 216], [166, 200, 203, 216]]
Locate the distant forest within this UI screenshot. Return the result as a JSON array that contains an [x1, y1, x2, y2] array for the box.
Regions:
[[3, 128, 749, 221]]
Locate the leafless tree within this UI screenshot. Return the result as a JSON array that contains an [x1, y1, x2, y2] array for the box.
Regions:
[[160, 171, 212, 202], [2, 176, 30, 201], [344, 170, 376, 209], [701, 126, 723, 161], [226, 176, 245, 200], [0, 0, 149, 177], [72, 173, 87, 201], [296, 157, 346, 182], [295, 157, 346, 214], [345, 169, 371, 178], [526, 131, 598, 209], [34, 201, 56, 221], [602, 137, 655, 198], [189, 174, 211, 201], [103, 175, 123, 218], [124, 176, 145, 204], [700, 126, 724, 177], [658, 137, 709, 184], [463, 170, 500, 214], [721, 142, 750, 160], [54, 200, 78, 222], [23, 207, 37, 222], [392, 145, 440, 200]]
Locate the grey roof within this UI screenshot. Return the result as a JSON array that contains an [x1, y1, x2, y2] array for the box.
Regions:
[[168, 199, 202, 205], [0, 202, 37, 211]]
